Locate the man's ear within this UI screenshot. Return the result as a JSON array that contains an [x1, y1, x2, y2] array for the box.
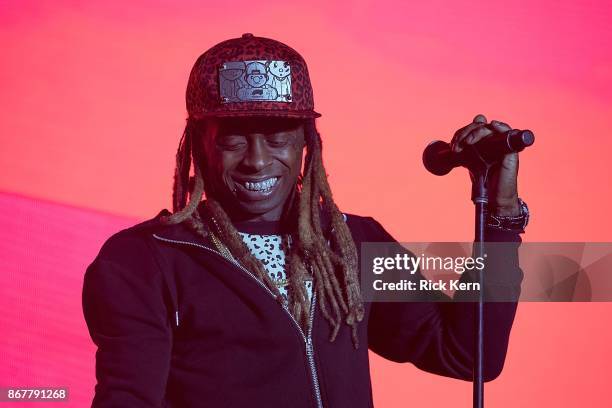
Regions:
[[299, 123, 307, 150]]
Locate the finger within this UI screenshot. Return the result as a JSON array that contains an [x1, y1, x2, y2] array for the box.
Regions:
[[463, 126, 493, 146], [452, 123, 485, 152], [456, 127, 493, 152], [473, 114, 487, 124], [488, 119, 512, 133], [500, 151, 519, 173]]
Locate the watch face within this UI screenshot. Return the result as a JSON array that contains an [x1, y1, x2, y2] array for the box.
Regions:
[[518, 198, 530, 229]]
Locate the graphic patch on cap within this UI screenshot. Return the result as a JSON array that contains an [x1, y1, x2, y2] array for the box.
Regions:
[[219, 60, 292, 103]]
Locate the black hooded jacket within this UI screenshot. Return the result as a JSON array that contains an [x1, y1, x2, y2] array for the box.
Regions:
[[82, 206, 523, 407]]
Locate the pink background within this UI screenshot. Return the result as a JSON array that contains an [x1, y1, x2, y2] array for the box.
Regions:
[[1, 0, 611, 406]]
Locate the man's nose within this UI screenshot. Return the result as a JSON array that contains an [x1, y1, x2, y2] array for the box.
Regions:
[[241, 135, 271, 172]]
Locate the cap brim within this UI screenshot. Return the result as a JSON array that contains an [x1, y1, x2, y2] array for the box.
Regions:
[[195, 109, 321, 119]]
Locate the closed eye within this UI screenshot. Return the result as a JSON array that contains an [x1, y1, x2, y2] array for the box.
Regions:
[[217, 135, 247, 151], [266, 135, 289, 147], [219, 143, 246, 151]]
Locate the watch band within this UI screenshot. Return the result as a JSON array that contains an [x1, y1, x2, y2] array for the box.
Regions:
[[486, 198, 530, 233]]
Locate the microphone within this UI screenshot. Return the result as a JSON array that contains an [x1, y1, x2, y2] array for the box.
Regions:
[[422, 129, 534, 176]]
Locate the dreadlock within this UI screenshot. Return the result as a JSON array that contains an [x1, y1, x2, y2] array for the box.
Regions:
[[160, 117, 365, 348]]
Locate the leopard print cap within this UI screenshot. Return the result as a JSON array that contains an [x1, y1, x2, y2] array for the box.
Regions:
[[186, 33, 321, 119]]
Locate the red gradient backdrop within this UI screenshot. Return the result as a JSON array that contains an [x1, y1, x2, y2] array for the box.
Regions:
[[1, 1, 611, 406]]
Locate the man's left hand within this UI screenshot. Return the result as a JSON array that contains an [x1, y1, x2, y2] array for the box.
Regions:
[[450, 113, 520, 216]]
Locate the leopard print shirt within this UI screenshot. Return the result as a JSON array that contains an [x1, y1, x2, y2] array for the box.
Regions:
[[238, 232, 313, 307]]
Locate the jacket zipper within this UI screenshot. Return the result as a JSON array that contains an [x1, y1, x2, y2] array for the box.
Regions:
[[305, 293, 323, 408], [152, 233, 324, 408]]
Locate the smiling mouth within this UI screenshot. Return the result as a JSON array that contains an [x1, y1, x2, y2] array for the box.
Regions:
[[234, 176, 280, 198], [244, 176, 278, 191]]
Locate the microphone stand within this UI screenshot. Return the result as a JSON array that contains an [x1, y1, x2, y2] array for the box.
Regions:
[[466, 146, 493, 408], [423, 129, 534, 407]]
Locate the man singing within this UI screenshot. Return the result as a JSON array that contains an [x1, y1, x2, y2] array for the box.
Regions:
[[82, 33, 529, 407]]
